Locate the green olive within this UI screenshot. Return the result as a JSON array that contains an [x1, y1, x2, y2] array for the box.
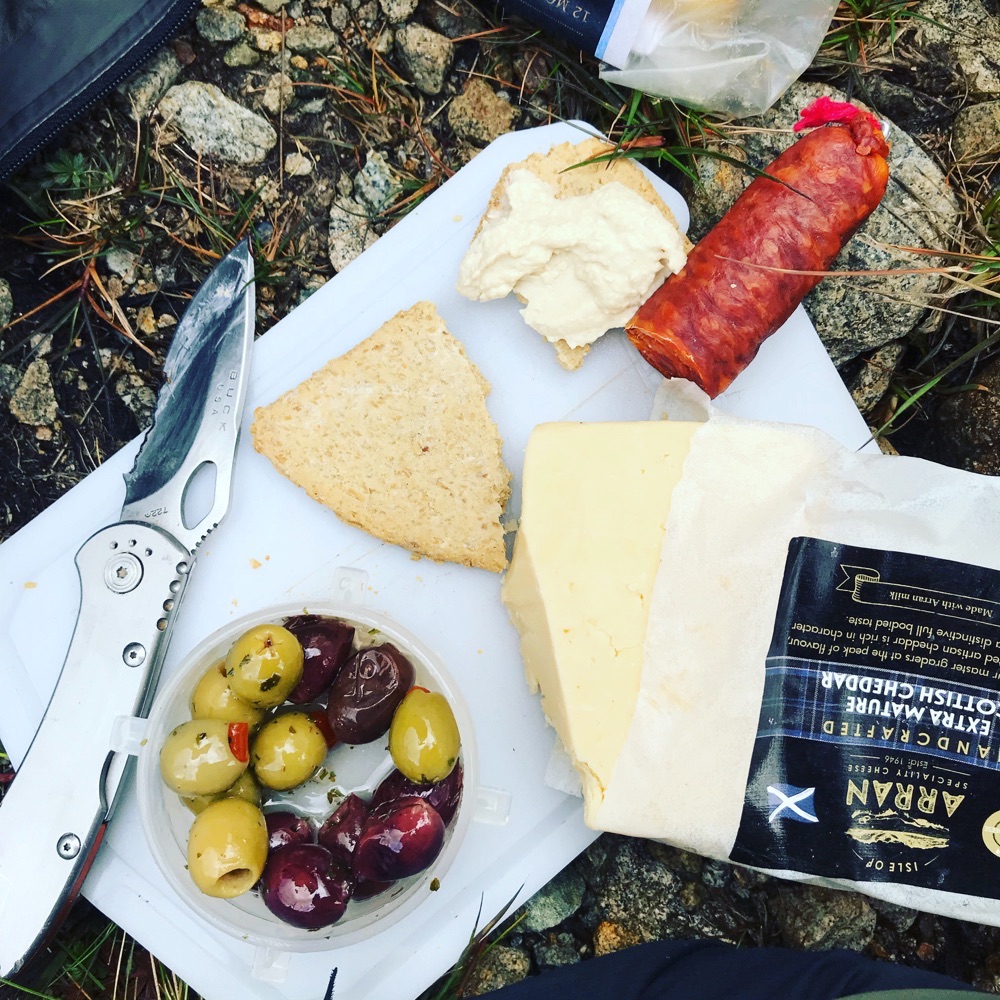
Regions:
[[388, 688, 461, 784], [190, 658, 265, 726], [187, 797, 268, 898], [160, 719, 248, 796], [251, 711, 328, 791], [225, 623, 304, 708], [182, 770, 262, 815]]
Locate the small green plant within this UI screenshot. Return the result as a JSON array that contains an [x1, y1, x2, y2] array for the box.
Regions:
[[821, 0, 921, 67], [418, 889, 527, 1000]]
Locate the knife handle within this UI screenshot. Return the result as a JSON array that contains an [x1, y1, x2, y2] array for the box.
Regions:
[[0, 521, 191, 978]]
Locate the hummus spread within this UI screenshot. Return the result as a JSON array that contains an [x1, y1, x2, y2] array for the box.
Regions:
[[457, 169, 687, 350]]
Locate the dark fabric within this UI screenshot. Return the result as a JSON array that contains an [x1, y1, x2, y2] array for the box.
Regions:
[[0, 0, 198, 179], [489, 941, 985, 1000], [0, 0, 53, 52]]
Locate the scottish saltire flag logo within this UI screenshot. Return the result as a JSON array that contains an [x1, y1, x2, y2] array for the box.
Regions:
[[767, 784, 819, 824]]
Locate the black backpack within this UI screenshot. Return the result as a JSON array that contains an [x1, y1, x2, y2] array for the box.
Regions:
[[0, 0, 197, 180]]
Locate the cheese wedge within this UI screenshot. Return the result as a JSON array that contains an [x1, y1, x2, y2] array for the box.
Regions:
[[501, 420, 698, 825]]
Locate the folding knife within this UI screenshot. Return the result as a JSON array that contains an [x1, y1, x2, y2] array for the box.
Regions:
[[0, 239, 255, 978]]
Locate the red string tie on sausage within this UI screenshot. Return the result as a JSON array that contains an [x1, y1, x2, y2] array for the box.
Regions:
[[792, 95, 889, 158]]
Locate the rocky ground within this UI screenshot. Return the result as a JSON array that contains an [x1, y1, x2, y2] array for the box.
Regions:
[[3, 0, 1000, 996]]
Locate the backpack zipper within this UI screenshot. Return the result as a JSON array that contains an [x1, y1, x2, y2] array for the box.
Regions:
[[0, 0, 201, 182]]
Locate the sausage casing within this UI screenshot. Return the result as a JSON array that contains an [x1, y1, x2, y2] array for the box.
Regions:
[[626, 106, 890, 398]]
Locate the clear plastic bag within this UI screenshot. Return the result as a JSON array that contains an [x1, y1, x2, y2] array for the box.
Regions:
[[598, 0, 838, 117]]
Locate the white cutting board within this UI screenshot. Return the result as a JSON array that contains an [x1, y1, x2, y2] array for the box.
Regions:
[[0, 121, 873, 1000]]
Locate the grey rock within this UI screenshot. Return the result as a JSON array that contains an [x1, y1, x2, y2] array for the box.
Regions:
[[9, 359, 57, 426], [577, 836, 609, 879], [297, 97, 328, 114], [861, 75, 954, 137], [583, 838, 684, 943], [286, 24, 339, 52], [929, 354, 1000, 475], [0, 278, 12, 328], [353, 151, 399, 213], [223, 40, 261, 67], [29, 332, 53, 356], [647, 843, 704, 877], [448, 78, 517, 145], [521, 868, 585, 932], [372, 24, 394, 55], [424, 0, 488, 39], [115, 373, 156, 425], [687, 80, 960, 366], [104, 248, 142, 283], [118, 48, 182, 120], [870, 899, 919, 935], [914, 0, 1000, 96], [378, 0, 417, 24], [952, 101, 1000, 163], [328, 198, 378, 271], [770, 885, 876, 951], [261, 72, 295, 115], [298, 274, 328, 304], [158, 82, 277, 166], [461, 944, 530, 996], [328, 4, 349, 30], [531, 931, 581, 969], [285, 151, 314, 176], [583, 839, 757, 946], [154, 264, 177, 287], [0, 364, 19, 399], [195, 7, 246, 42], [256, 0, 290, 11], [848, 339, 906, 417], [394, 23, 453, 95], [699, 859, 731, 890]]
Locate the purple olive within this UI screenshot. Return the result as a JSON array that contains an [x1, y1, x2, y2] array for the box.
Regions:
[[261, 843, 353, 929], [326, 644, 415, 744], [265, 810, 313, 851], [284, 616, 355, 704], [353, 796, 445, 882], [371, 762, 463, 826], [317, 793, 370, 868]]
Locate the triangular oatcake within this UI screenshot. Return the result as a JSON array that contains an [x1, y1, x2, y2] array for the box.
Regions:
[[251, 301, 511, 572]]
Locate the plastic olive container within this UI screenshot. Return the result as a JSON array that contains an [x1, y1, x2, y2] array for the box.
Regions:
[[137, 600, 477, 953]]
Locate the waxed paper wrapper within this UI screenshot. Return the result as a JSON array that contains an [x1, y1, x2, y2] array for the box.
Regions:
[[595, 403, 1000, 925]]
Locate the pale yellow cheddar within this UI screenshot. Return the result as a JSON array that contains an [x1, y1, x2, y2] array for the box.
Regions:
[[501, 420, 699, 825]]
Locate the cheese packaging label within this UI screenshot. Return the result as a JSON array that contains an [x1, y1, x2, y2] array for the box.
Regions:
[[731, 536, 1000, 894]]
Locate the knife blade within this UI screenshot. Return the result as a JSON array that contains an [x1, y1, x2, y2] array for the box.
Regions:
[[0, 239, 255, 979]]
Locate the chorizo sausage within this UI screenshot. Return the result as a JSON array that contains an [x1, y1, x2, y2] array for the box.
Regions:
[[625, 98, 890, 398]]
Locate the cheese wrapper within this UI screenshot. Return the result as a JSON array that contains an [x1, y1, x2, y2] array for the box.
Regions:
[[597, 413, 1000, 925]]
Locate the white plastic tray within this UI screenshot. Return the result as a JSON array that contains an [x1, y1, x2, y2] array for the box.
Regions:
[[0, 120, 873, 1000]]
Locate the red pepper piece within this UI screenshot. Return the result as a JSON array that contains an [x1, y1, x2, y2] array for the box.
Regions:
[[310, 710, 338, 749], [228, 722, 249, 763]]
